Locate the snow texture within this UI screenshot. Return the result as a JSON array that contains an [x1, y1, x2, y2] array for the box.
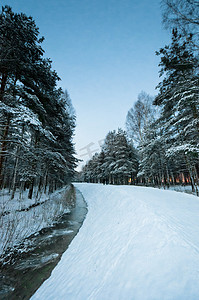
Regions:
[[0, 188, 70, 256], [32, 183, 199, 300]]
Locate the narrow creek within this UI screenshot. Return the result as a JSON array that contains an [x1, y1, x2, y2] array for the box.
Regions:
[[0, 188, 87, 300]]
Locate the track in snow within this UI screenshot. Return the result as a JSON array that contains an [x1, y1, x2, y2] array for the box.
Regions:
[[31, 183, 199, 300]]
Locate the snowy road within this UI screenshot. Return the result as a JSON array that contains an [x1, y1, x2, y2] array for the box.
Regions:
[[31, 183, 199, 300]]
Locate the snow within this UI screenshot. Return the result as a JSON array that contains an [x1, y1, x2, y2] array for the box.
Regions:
[[167, 143, 199, 155], [0, 187, 71, 256], [161, 184, 194, 195], [31, 183, 199, 300]]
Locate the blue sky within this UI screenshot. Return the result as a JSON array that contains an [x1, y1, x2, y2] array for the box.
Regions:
[[1, 0, 170, 169]]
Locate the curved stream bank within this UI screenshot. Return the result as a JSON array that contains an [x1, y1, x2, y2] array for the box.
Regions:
[[0, 188, 87, 300]]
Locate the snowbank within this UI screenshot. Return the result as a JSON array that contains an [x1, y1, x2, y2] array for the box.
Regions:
[[31, 183, 199, 300], [0, 187, 72, 258]]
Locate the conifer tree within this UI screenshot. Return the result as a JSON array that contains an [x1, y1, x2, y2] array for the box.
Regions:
[[0, 6, 77, 197], [155, 28, 199, 192]]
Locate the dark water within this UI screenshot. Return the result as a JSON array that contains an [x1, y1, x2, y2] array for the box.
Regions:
[[0, 188, 87, 300]]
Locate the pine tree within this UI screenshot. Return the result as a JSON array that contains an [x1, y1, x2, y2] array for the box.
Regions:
[[155, 28, 199, 192], [82, 129, 138, 185], [0, 6, 77, 198]]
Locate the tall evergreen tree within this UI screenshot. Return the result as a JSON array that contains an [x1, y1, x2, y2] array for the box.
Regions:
[[155, 28, 199, 192], [0, 6, 77, 198], [82, 129, 138, 185]]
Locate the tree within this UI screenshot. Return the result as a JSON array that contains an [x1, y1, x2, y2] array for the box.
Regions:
[[82, 129, 138, 185], [126, 91, 156, 146], [111, 129, 138, 185], [0, 5, 52, 188], [154, 28, 199, 192], [0, 6, 46, 101], [161, 0, 199, 49], [0, 6, 76, 198]]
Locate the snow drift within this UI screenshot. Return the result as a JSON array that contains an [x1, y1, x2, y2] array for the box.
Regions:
[[31, 183, 199, 300]]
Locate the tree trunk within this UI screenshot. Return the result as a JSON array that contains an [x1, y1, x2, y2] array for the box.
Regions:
[[28, 180, 34, 199], [0, 116, 10, 189], [36, 176, 43, 200], [11, 151, 19, 200], [19, 182, 25, 200], [184, 154, 195, 192], [11, 125, 25, 199], [44, 170, 48, 194], [0, 72, 8, 101], [166, 164, 170, 188], [49, 181, 54, 194]]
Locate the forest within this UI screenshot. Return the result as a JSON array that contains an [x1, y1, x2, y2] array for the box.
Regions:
[[81, 0, 199, 195], [0, 2, 198, 298], [0, 6, 77, 200], [0, 1, 199, 199]]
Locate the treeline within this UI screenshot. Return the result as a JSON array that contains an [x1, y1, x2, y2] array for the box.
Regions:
[[82, 129, 138, 185], [81, 0, 199, 194], [0, 6, 76, 199]]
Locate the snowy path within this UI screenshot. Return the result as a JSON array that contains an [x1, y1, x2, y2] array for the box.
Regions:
[[31, 183, 199, 300]]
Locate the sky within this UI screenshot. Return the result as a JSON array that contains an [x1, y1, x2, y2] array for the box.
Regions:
[[1, 0, 170, 169]]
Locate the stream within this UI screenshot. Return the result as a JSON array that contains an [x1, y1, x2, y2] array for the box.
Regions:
[[0, 188, 87, 300]]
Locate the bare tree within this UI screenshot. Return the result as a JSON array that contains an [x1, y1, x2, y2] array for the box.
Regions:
[[126, 92, 156, 146], [161, 0, 199, 49]]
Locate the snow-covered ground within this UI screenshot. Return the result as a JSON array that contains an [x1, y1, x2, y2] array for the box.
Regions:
[[0, 187, 71, 257], [160, 184, 195, 195], [31, 183, 199, 300]]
